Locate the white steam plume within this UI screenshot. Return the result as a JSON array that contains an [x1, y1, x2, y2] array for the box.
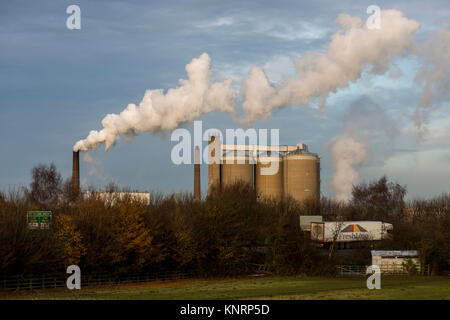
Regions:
[[75, 9, 423, 159], [74, 53, 236, 151], [413, 26, 450, 130], [241, 10, 421, 122], [327, 97, 398, 202], [329, 136, 368, 202]]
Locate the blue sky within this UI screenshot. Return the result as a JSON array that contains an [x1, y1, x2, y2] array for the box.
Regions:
[[0, 0, 449, 199]]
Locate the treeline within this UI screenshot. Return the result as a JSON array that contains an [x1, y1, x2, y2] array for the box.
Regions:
[[0, 165, 448, 277]]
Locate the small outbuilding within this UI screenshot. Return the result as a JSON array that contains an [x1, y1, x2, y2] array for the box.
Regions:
[[371, 250, 420, 274]]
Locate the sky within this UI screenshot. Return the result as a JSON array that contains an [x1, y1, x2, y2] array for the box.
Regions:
[[0, 0, 449, 200]]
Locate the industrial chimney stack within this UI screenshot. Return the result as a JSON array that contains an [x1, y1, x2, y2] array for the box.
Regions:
[[72, 151, 80, 194], [194, 147, 201, 200]]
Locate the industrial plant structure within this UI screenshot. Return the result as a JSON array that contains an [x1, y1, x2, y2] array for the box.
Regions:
[[73, 151, 80, 194], [72, 136, 321, 203], [72, 150, 150, 204], [206, 137, 321, 202]]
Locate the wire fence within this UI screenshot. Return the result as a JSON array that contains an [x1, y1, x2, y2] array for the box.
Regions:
[[0, 271, 195, 291], [1, 264, 432, 291], [335, 264, 431, 277]]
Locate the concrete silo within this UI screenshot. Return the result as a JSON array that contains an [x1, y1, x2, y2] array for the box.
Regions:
[[194, 147, 201, 200], [208, 136, 221, 192], [283, 151, 320, 202], [221, 151, 253, 187], [255, 152, 283, 201], [205, 140, 321, 203]]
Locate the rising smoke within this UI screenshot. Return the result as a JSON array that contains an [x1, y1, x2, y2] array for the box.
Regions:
[[327, 97, 398, 202], [73, 53, 236, 152], [329, 135, 367, 202], [73, 9, 449, 201], [74, 10, 420, 152], [240, 10, 421, 122], [413, 26, 450, 131]]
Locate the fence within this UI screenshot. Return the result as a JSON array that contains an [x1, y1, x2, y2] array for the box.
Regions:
[[336, 265, 368, 276], [0, 271, 194, 291], [335, 264, 431, 277], [1, 265, 432, 290]]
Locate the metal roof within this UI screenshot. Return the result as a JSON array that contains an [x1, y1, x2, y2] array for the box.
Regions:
[[371, 250, 419, 257]]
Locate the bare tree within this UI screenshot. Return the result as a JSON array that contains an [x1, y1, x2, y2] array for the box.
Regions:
[[28, 163, 62, 204], [328, 220, 345, 259], [351, 176, 407, 220]]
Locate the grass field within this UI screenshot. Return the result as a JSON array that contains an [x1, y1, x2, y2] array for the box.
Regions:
[[2, 276, 449, 300]]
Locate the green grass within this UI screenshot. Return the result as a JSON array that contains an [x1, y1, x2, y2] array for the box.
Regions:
[[2, 276, 449, 300]]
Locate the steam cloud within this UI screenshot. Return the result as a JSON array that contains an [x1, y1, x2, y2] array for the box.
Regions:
[[73, 9, 448, 200], [327, 97, 398, 202], [413, 26, 450, 130], [329, 136, 368, 202], [74, 53, 236, 151], [74, 10, 420, 152], [241, 10, 420, 122]]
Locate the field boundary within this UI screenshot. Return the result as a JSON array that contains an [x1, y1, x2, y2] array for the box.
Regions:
[[1, 263, 433, 291], [0, 271, 194, 291], [335, 264, 431, 276]]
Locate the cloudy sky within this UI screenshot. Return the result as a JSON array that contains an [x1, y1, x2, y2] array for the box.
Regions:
[[1, 0, 449, 199]]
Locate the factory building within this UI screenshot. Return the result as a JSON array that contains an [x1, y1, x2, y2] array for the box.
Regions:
[[85, 191, 151, 206], [206, 137, 321, 202], [72, 137, 320, 203]]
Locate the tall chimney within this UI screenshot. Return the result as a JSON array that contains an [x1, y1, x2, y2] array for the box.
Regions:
[[72, 151, 80, 194], [194, 147, 201, 200]]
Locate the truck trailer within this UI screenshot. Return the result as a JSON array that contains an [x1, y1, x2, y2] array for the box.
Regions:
[[310, 221, 393, 244]]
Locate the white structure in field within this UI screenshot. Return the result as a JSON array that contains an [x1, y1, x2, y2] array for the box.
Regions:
[[85, 192, 151, 205], [371, 250, 420, 274]]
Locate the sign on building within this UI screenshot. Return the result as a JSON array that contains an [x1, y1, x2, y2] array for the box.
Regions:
[[27, 211, 52, 230]]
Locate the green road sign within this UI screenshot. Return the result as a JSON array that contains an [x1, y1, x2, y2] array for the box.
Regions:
[[27, 211, 52, 230]]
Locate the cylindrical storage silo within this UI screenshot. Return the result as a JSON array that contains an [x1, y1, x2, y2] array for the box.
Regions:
[[256, 152, 283, 201], [221, 151, 253, 187], [194, 147, 201, 199], [283, 152, 320, 202], [208, 136, 221, 192]]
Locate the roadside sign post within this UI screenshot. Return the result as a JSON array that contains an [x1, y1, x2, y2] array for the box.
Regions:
[[27, 211, 52, 230]]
